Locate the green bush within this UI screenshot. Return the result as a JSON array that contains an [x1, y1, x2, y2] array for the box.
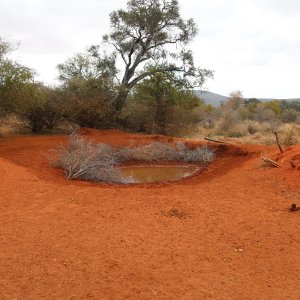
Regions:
[[124, 73, 204, 135], [62, 77, 116, 128]]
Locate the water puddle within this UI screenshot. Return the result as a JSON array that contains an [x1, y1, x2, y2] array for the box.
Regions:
[[121, 165, 199, 183]]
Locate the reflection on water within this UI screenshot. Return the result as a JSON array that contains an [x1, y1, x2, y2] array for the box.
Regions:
[[121, 165, 199, 183]]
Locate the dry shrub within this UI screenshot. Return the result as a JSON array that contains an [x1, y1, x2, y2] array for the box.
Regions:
[[118, 142, 215, 163], [179, 144, 215, 163], [229, 120, 273, 137], [257, 133, 276, 145], [215, 110, 240, 135], [237, 123, 300, 146], [52, 133, 215, 183], [278, 124, 300, 146], [52, 133, 128, 183], [117, 142, 179, 162]]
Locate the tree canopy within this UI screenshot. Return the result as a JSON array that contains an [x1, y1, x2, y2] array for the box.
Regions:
[[57, 45, 117, 82]]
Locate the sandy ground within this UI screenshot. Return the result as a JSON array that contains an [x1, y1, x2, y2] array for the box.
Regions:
[[0, 129, 299, 300]]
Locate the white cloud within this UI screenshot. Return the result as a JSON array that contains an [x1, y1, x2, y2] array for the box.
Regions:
[[1, 0, 299, 98]]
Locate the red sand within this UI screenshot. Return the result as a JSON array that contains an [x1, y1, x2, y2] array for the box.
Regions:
[[0, 129, 299, 299]]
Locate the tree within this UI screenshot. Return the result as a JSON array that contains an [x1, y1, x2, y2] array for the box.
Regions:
[[0, 38, 33, 117], [263, 100, 281, 116], [244, 98, 261, 107], [18, 82, 48, 133], [225, 90, 244, 110], [103, 0, 213, 111]]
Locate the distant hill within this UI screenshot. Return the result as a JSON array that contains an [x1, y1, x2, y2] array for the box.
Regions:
[[194, 90, 300, 107], [194, 91, 228, 107]]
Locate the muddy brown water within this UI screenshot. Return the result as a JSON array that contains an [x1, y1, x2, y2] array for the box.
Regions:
[[121, 165, 199, 183]]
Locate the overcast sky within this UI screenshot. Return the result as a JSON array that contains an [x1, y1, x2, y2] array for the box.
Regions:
[[1, 0, 300, 98]]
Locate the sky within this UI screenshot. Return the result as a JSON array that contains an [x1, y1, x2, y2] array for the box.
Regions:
[[1, 0, 300, 98]]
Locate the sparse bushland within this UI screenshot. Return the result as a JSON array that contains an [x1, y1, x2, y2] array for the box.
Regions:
[[1, 29, 300, 145], [52, 133, 215, 183], [194, 91, 300, 146]]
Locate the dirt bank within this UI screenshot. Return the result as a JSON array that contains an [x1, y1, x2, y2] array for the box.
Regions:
[[0, 129, 299, 299]]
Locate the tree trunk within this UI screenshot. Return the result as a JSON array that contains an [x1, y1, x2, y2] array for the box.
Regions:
[[115, 87, 129, 113]]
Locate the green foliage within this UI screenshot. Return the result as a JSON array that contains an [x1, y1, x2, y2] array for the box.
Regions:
[[244, 98, 261, 107], [15, 83, 64, 133], [0, 38, 33, 116], [280, 109, 299, 123], [57, 45, 117, 82], [279, 100, 300, 112], [263, 100, 281, 115], [124, 72, 203, 135], [62, 77, 116, 128], [18, 83, 48, 133], [43, 88, 65, 129]]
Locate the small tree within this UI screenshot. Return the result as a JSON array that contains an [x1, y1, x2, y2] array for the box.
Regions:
[[225, 90, 244, 111], [18, 83, 48, 133]]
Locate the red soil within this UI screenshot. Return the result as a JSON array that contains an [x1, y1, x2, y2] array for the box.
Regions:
[[0, 129, 299, 299]]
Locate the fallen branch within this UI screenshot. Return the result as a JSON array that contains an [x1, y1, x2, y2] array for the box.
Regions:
[[273, 131, 284, 154], [290, 159, 296, 169], [262, 157, 281, 168], [204, 137, 233, 145]]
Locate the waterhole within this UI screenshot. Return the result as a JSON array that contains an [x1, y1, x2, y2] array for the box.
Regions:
[[121, 165, 199, 183]]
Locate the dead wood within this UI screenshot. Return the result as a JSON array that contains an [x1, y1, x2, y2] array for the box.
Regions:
[[262, 157, 281, 168], [204, 137, 233, 145], [273, 131, 284, 154]]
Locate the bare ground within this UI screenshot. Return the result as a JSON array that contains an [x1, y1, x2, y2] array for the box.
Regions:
[[0, 129, 299, 300]]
